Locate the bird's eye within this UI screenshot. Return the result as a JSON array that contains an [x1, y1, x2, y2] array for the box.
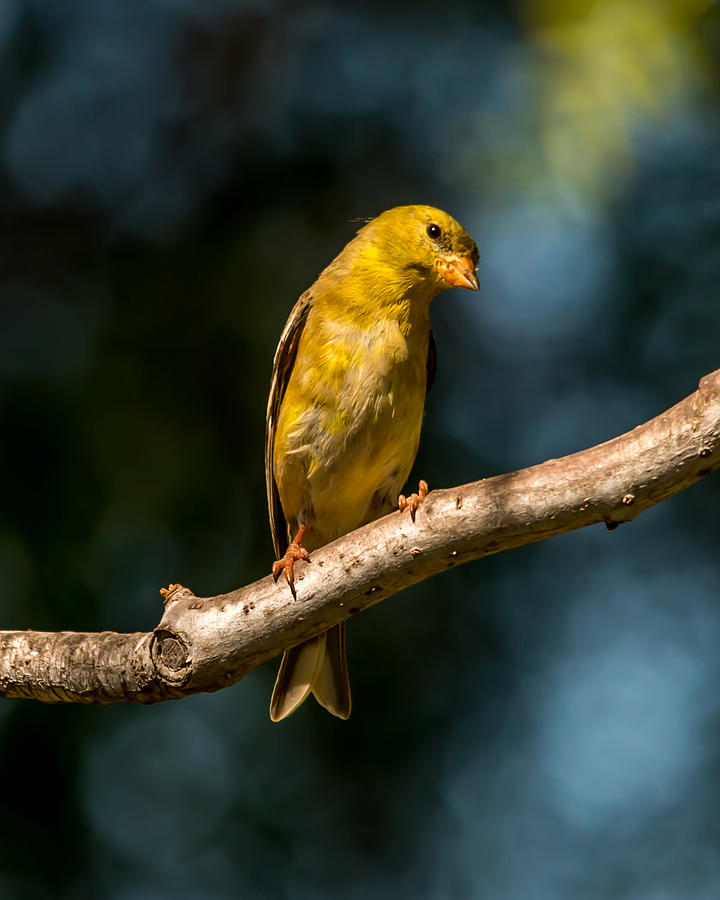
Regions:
[[426, 223, 442, 241]]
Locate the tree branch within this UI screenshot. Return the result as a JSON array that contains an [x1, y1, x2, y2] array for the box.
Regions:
[[2, 369, 719, 705]]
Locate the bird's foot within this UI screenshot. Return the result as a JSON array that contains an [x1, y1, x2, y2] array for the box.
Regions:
[[159, 583, 185, 601], [398, 479, 429, 522], [272, 525, 310, 598]]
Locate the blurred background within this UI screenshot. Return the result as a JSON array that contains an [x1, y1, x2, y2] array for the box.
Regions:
[[0, 0, 719, 897]]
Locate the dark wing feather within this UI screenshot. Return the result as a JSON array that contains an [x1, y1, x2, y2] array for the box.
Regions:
[[265, 289, 313, 558], [426, 329, 437, 395]]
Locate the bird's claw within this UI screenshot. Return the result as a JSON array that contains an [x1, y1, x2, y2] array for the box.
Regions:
[[398, 479, 429, 522], [159, 583, 185, 601], [272, 525, 310, 599]]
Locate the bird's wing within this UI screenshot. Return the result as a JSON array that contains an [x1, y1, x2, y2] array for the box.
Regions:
[[265, 289, 313, 558], [426, 329, 437, 395]]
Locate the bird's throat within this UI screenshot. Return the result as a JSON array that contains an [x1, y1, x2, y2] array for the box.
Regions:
[[318, 260, 437, 338]]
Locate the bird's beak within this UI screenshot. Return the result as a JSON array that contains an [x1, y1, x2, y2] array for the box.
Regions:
[[436, 254, 480, 291]]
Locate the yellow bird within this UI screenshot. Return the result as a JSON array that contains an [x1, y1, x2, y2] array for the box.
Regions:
[[265, 205, 479, 721]]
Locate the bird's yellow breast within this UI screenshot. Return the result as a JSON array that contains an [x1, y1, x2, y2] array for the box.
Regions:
[[273, 306, 430, 549]]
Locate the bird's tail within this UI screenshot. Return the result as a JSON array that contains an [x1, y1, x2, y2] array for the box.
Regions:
[[269, 623, 351, 722]]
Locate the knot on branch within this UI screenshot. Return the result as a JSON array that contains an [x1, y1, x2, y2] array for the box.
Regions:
[[698, 370, 720, 395], [151, 628, 191, 686]]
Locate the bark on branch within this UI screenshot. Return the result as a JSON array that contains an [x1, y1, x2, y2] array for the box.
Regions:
[[1, 369, 719, 706]]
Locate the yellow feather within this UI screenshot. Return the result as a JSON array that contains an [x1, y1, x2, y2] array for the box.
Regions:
[[267, 204, 479, 720]]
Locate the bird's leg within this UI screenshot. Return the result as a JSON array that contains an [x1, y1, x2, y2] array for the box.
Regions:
[[398, 479, 429, 522], [272, 524, 310, 598]]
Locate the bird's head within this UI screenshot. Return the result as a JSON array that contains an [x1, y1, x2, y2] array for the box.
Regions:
[[356, 205, 479, 296]]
